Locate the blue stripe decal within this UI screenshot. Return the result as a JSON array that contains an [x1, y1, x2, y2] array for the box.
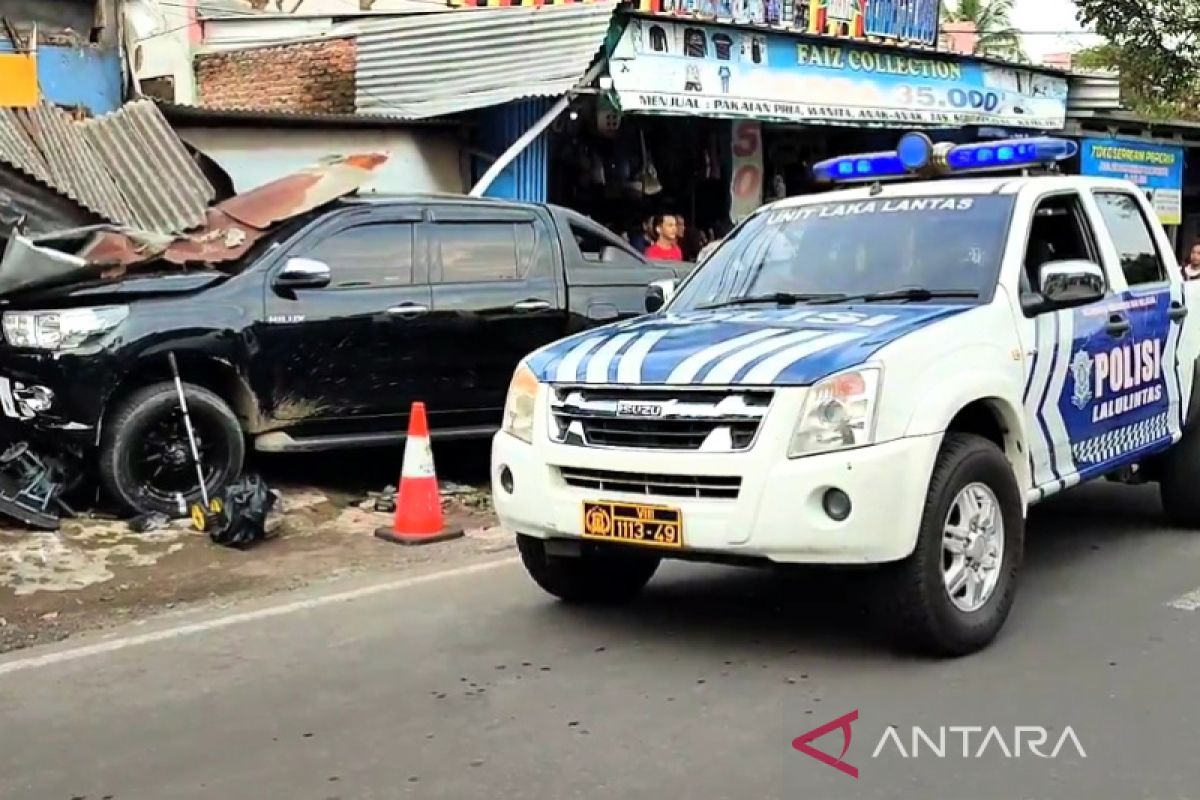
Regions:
[[1035, 312, 1061, 484], [1022, 341, 1040, 403]]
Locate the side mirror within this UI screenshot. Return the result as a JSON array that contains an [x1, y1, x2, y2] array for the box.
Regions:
[[274, 257, 331, 291], [645, 278, 677, 313], [1037, 259, 1105, 309]]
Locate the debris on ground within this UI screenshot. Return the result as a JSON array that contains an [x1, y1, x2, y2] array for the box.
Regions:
[[0, 441, 76, 530], [0, 483, 503, 654], [373, 485, 397, 514], [129, 512, 172, 534], [205, 473, 279, 550]]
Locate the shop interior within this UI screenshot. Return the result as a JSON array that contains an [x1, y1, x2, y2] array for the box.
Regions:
[[546, 95, 894, 260]]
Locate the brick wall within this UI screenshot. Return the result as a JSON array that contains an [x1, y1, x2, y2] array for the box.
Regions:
[[195, 37, 356, 114]]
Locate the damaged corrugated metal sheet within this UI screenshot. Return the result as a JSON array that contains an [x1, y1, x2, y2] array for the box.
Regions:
[[77, 152, 390, 268], [0, 100, 214, 234], [354, 2, 617, 120], [78, 101, 215, 234]]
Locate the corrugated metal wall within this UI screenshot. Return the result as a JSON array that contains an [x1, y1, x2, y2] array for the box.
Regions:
[[477, 99, 552, 203], [354, 2, 617, 119]]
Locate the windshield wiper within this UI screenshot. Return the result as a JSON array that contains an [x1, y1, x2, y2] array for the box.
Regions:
[[808, 287, 980, 305], [697, 292, 838, 311]]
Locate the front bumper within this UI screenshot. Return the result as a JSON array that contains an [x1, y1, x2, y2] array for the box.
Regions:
[[0, 347, 117, 443], [491, 427, 944, 565]]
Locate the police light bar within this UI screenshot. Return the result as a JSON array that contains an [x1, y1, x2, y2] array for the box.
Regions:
[[812, 132, 1080, 184]]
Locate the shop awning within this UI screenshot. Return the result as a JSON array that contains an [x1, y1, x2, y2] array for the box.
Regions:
[[354, 2, 618, 120]]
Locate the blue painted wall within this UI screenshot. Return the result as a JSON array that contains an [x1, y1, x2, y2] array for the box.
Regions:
[[0, 43, 122, 115], [475, 98, 552, 202]]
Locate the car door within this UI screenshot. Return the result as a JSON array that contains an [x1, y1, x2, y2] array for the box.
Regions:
[[423, 205, 569, 429], [1086, 189, 1184, 452], [554, 209, 683, 322], [1017, 190, 1122, 496], [258, 206, 433, 431]]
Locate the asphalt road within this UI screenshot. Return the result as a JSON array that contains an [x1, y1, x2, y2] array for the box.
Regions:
[[2, 481, 1200, 800]]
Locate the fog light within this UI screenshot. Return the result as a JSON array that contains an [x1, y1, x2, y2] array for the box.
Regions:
[[13, 384, 53, 414], [499, 465, 514, 494], [822, 488, 851, 521]]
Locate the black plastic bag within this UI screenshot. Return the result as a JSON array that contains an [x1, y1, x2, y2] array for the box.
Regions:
[[208, 473, 278, 549]]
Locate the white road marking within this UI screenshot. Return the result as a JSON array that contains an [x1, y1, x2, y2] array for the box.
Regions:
[[1168, 588, 1200, 611], [0, 556, 518, 677]]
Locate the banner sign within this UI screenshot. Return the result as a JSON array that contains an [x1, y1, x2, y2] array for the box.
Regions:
[[730, 120, 763, 222], [635, 0, 939, 46], [1080, 139, 1185, 226], [610, 19, 1069, 130]]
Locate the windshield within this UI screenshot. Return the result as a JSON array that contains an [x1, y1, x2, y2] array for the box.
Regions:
[[669, 194, 1015, 311]]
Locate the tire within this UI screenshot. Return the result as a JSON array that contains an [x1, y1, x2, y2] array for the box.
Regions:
[[1159, 424, 1200, 527], [99, 382, 245, 517], [517, 534, 660, 604], [883, 433, 1024, 657]]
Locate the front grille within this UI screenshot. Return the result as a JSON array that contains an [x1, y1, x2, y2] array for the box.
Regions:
[[559, 467, 742, 500], [550, 386, 772, 453]]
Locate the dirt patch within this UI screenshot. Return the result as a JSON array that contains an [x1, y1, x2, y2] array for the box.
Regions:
[[0, 485, 507, 654]]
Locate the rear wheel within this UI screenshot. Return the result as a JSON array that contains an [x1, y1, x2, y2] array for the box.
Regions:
[[517, 534, 660, 603], [884, 433, 1024, 657], [1159, 424, 1200, 527], [99, 382, 245, 517]]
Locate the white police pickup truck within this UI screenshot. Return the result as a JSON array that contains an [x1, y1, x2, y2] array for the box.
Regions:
[[491, 133, 1200, 655]]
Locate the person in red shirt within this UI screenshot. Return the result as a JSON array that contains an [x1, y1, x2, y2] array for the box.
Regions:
[[644, 214, 683, 261]]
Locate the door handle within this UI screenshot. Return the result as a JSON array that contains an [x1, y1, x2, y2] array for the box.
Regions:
[[1106, 313, 1131, 337], [1170, 301, 1188, 322], [513, 299, 552, 312], [386, 304, 429, 318]]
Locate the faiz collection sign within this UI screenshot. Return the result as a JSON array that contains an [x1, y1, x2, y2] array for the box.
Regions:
[[609, 18, 1069, 129], [1080, 139, 1186, 226]]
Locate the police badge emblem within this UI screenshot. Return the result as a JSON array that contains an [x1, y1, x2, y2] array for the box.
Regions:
[[1070, 349, 1094, 410]]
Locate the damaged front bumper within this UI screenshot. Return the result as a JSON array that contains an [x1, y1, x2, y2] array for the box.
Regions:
[[0, 350, 115, 445]]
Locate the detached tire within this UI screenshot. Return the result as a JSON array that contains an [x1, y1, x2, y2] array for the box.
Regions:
[[884, 433, 1024, 657], [1159, 424, 1200, 527], [517, 534, 660, 604], [99, 382, 245, 517]]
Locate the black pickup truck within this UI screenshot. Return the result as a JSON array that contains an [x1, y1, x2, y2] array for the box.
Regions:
[[0, 195, 689, 515]]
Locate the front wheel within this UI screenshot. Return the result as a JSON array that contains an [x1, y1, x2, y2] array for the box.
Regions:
[[884, 433, 1024, 657], [99, 382, 245, 517], [517, 534, 660, 604]]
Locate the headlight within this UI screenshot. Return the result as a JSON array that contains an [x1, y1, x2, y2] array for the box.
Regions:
[[788, 367, 881, 458], [501, 362, 540, 444], [2, 306, 129, 350]]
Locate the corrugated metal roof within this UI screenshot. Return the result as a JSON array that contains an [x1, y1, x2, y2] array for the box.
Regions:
[[1067, 71, 1122, 113], [354, 2, 617, 119], [155, 99, 462, 128], [0, 100, 214, 234], [79, 101, 215, 234]]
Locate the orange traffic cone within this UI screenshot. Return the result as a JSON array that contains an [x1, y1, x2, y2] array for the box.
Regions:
[[375, 402, 464, 546]]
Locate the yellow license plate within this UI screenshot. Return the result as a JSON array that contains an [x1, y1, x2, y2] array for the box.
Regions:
[[582, 501, 683, 549]]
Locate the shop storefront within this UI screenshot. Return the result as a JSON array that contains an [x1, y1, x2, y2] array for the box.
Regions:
[[541, 14, 1069, 257]]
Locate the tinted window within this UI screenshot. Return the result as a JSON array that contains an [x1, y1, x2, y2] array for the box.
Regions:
[[304, 223, 413, 288], [569, 223, 628, 264], [1093, 192, 1167, 286], [671, 195, 1014, 311], [436, 222, 534, 283], [1023, 194, 1097, 292]]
